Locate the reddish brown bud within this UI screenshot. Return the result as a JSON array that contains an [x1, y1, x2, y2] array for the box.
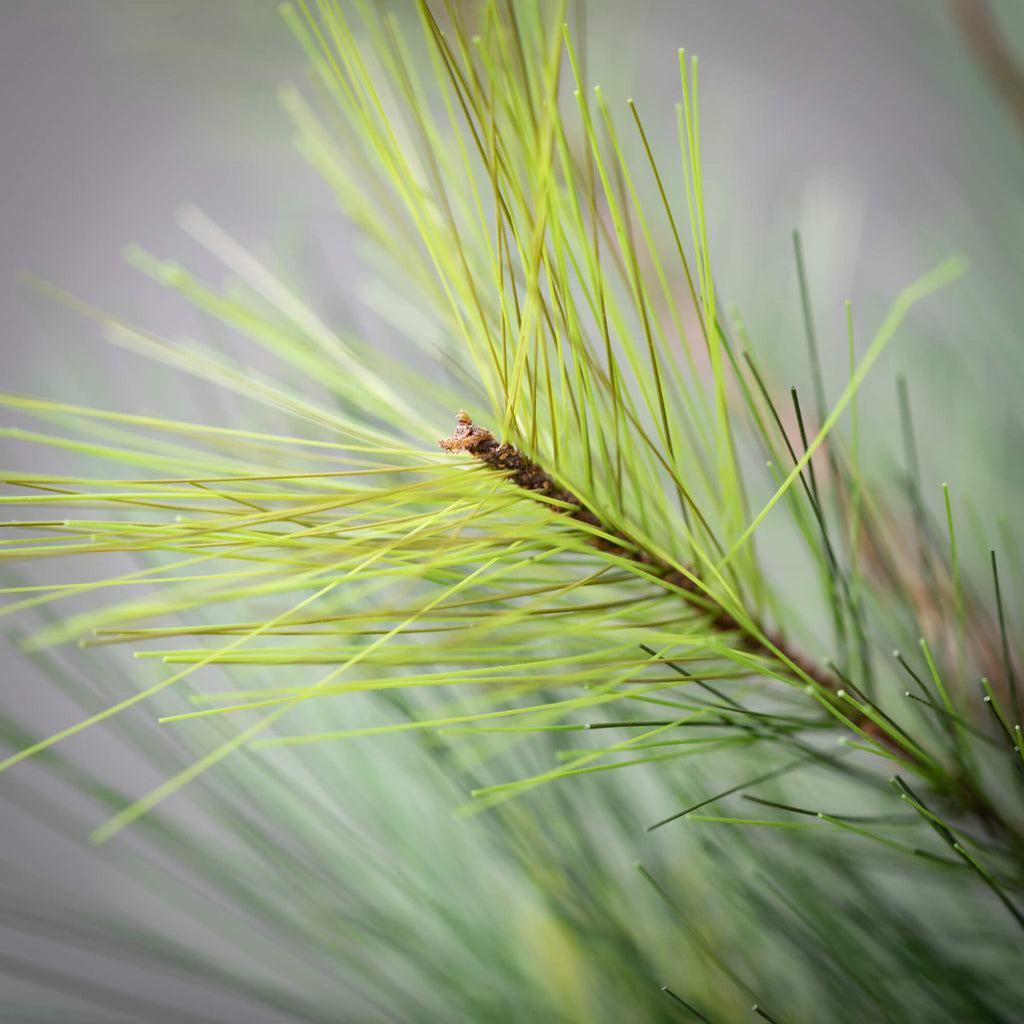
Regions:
[[439, 412, 498, 454]]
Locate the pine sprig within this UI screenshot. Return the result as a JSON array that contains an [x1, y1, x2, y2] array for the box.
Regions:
[[2, 1, 1023, 1021], [0, 0, 1013, 862], [439, 409, 911, 755]]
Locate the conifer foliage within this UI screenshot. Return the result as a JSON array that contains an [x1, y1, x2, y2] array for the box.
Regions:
[[1, 3, 1021, 1021]]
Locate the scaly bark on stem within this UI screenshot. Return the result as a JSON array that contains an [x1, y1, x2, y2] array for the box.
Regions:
[[440, 411, 902, 755]]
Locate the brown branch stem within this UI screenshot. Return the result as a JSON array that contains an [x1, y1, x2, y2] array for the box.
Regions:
[[949, 0, 1024, 141], [440, 412, 906, 759]]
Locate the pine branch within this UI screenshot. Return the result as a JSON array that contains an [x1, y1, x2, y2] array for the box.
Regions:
[[440, 412, 1024, 856], [440, 412, 903, 755]]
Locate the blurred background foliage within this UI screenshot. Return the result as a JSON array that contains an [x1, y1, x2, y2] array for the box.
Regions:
[[2, 2, 1023, 1021]]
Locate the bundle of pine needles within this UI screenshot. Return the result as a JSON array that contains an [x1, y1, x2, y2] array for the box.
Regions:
[[1, 3, 1021, 1021]]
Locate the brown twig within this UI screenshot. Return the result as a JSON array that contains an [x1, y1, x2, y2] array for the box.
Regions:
[[949, 0, 1024, 141], [440, 411, 905, 757]]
